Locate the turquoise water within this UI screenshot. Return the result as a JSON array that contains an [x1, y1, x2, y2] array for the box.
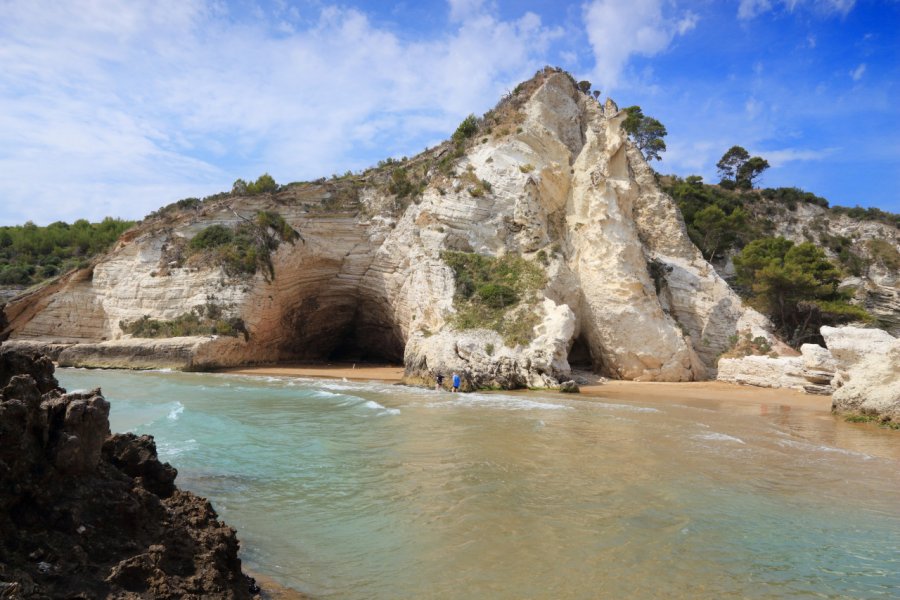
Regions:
[[57, 369, 900, 599]]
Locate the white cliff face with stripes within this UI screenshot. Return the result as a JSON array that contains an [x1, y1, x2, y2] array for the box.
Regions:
[[3, 70, 773, 387]]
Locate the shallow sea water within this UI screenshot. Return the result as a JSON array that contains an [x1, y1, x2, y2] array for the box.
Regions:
[[57, 369, 900, 599]]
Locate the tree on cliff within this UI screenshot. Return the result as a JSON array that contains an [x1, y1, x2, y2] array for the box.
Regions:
[[690, 204, 748, 261], [733, 237, 870, 346], [622, 106, 667, 161], [716, 146, 770, 189]]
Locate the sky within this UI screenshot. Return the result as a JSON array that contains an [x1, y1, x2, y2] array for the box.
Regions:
[[1, 0, 898, 225]]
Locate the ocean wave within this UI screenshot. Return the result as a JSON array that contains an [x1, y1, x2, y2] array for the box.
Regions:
[[167, 402, 185, 421], [693, 432, 745, 444], [427, 394, 571, 411], [777, 438, 872, 460], [363, 400, 401, 416], [157, 438, 198, 458]]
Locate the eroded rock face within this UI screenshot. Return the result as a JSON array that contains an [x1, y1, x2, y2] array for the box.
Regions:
[[2, 70, 773, 386], [0, 348, 252, 598], [831, 337, 900, 420]]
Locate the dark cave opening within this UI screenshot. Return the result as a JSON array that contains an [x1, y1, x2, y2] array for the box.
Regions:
[[280, 293, 405, 365], [326, 310, 405, 364], [567, 333, 594, 370]]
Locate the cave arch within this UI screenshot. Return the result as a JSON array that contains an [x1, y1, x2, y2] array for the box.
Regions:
[[274, 266, 405, 365]]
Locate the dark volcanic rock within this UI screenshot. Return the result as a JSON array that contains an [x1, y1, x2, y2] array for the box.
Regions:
[[0, 347, 254, 599]]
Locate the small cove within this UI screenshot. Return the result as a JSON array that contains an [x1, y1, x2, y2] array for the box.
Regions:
[[58, 368, 900, 599]]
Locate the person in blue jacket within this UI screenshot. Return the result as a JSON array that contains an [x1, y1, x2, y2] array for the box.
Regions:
[[451, 372, 461, 392]]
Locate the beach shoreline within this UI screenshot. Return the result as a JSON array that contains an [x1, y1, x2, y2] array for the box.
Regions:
[[218, 362, 832, 414]]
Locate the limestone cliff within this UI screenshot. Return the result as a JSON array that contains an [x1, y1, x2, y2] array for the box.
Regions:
[[2, 69, 773, 388]]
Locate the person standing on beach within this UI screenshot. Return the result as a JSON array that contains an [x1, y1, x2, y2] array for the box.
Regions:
[[435, 373, 444, 391], [451, 372, 460, 392]]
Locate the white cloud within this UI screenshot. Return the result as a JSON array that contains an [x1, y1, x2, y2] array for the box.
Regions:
[[448, 0, 487, 22], [738, 0, 856, 19], [0, 0, 561, 224], [850, 63, 866, 81], [757, 147, 837, 167], [582, 0, 697, 90], [738, 0, 772, 19]]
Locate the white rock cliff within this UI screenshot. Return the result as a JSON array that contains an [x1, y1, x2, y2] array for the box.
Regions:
[[3, 69, 773, 388]]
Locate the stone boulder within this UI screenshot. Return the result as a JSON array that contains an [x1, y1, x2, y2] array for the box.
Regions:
[[716, 355, 806, 390], [821, 325, 896, 366], [831, 337, 900, 420]]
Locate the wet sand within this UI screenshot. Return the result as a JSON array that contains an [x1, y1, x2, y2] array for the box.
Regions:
[[220, 363, 831, 414]]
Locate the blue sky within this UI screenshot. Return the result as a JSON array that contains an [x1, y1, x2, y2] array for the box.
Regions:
[[1, 0, 898, 225]]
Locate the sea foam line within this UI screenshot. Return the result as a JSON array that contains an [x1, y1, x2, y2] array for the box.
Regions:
[[693, 432, 745, 444]]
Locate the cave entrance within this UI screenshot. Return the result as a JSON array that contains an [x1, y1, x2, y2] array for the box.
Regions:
[[280, 290, 405, 365], [326, 303, 405, 364], [567, 333, 594, 370]]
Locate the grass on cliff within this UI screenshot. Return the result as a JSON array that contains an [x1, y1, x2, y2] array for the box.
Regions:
[[120, 299, 248, 340], [443, 251, 546, 346], [185, 211, 300, 280]]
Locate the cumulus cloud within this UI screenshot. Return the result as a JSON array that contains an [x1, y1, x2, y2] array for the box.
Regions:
[[0, 0, 561, 224], [738, 0, 856, 19], [582, 0, 698, 90]]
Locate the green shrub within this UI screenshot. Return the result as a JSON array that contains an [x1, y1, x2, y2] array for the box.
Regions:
[[245, 173, 278, 195], [120, 310, 248, 340], [476, 283, 517, 308], [190, 225, 234, 250], [868, 239, 900, 271], [442, 251, 546, 346], [452, 114, 479, 142], [186, 211, 299, 280]]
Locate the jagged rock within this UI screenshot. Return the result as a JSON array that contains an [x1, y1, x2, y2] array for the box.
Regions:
[[103, 433, 178, 499], [0, 347, 254, 599], [832, 337, 900, 420], [3, 71, 774, 386]]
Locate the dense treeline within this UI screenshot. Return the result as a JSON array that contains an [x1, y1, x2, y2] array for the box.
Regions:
[[0, 218, 135, 286]]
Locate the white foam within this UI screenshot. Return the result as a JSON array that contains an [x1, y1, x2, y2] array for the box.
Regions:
[[595, 402, 661, 414], [167, 402, 185, 421], [777, 438, 872, 460], [363, 400, 400, 416], [157, 438, 197, 457], [428, 393, 571, 411], [693, 432, 745, 444]]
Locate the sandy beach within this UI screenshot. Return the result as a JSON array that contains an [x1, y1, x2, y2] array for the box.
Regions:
[[220, 362, 832, 414]]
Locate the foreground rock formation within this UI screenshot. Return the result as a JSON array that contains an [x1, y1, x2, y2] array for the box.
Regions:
[[0, 346, 254, 598], [718, 325, 900, 422], [3, 68, 775, 388]]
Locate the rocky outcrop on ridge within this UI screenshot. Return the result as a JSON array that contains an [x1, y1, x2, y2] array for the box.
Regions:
[[2, 68, 774, 388], [0, 346, 254, 598]]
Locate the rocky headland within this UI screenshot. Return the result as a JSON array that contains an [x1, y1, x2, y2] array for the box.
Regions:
[[0, 345, 258, 598], [1, 67, 897, 418], [1, 69, 775, 387]]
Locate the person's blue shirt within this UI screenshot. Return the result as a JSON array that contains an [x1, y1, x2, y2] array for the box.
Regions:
[[452, 374, 460, 388]]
